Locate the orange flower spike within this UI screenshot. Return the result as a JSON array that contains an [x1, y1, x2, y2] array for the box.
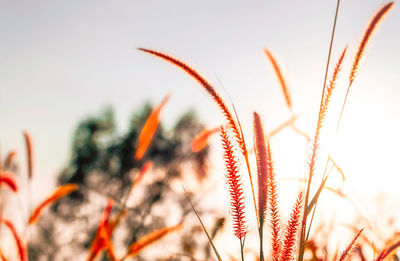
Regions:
[[125, 223, 183, 258], [349, 2, 395, 85], [87, 199, 114, 261], [99, 226, 117, 261], [28, 184, 78, 224], [1, 219, 27, 261], [23, 131, 33, 180], [281, 193, 303, 261], [0, 171, 18, 192], [264, 49, 292, 111], [4, 150, 17, 170], [135, 94, 171, 160], [192, 127, 219, 152]]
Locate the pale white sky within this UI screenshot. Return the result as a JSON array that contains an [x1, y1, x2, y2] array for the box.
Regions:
[[1, 0, 399, 205]]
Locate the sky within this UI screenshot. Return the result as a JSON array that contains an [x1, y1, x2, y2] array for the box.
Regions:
[[1, 0, 400, 208]]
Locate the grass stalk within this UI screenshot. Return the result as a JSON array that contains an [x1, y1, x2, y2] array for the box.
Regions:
[[298, 1, 341, 260]]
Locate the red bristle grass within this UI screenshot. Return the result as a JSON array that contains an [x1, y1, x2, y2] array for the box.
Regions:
[[267, 141, 282, 261], [87, 199, 114, 261], [320, 46, 347, 131], [338, 229, 363, 261], [253, 111, 270, 260], [349, 2, 394, 85], [375, 240, 400, 261], [138, 47, 259, 231], [299, 46, 347, 258], [192, 127, 219, 153], [253, 112, 269, 226], [135, 93, 170, 160], [29, 184, 78, 224], [137, 48, 245, 155], [4, 150, 17, 170], [281, 192, 303, 261], [264, 49, 292, 111], [220, 127, 247, 239], [0, 219, 27, 261], [23, 131, 33, 180], [125, 223, 183, 258], [0, 171, 18, 193], [337, 2, 394, 132]]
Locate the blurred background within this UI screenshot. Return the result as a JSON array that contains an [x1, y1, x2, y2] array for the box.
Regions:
[[1, 0, 400, 260]]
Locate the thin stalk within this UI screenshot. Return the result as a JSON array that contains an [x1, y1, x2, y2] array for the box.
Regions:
[[298, 1, 341, 260], [240, 238, 245, 261], [258, 226, 264, 261], [183, 186, 222, 261], [305, 164, 334, 241], [336, 86, 350, 133]]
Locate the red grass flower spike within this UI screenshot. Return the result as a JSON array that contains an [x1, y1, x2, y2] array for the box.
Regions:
[[253, 112, 269, 226], [266, 141, 282, 261], [281, 192, 303, 261], [0, 219, 27, 261], [220, 127, 247, 239], [0, 171, 18, 192]]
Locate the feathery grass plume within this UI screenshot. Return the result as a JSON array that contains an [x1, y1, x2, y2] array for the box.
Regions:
[[281, 192, 303, 261], [349, 2, 394, 85], [266, 141, 282, 261], [264, 49, 292, 111], [0, 171, 18, 192], [375, 240, 400, 261], [4, 150, 16, 170], [0, 219, 27, 261], [319, 46, 347, 131], [23, 131, 33, 180], [220, 126, 247, 240], [192, 127, 219, 152], [337, 2, 394, 132], [253, 112, 269, 260], [138, 47, 258, 230], [87, 199, 114, 261], [125, 223, 183, 258], [28, 184, 78, 224], [338, 229, 363, 261], [253, 112, 269, 226], [298, 2, 342, 257], [299, 45, 347, 258], [135, 93, 170, 160], [138, 48, 243, 151]]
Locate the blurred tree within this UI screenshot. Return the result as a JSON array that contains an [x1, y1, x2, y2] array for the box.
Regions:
[[28, 102, 214, 260]]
